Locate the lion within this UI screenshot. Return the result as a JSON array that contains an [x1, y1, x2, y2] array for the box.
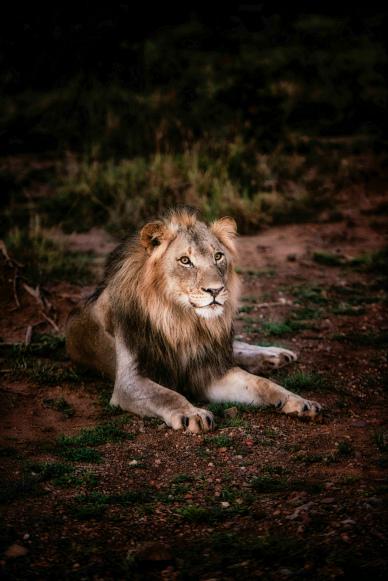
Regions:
[[66, 207, 321, 433]]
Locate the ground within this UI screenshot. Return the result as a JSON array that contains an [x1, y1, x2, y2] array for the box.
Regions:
[[1, 186, 387, 580]]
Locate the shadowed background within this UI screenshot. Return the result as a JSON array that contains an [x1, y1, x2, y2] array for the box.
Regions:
[[1, 4, 387, 257]]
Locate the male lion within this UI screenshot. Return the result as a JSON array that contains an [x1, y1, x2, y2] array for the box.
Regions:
[[66, 207, 321, 433]]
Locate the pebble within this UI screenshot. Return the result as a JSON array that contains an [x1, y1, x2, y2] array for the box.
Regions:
[[4, 544, 28, 558], [224, 407, 238, 418]]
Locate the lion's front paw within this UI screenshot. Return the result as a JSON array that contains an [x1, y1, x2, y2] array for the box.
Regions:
[[169, 408, 215, 433], [262, 347, 298, 370], [280, 396, 322, 418]]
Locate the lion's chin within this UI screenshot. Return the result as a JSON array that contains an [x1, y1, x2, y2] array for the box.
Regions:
[[195, 304, 224, 319]]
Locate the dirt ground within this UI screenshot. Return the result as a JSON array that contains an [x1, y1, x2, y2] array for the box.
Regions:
[[1, 185, 387, 580]]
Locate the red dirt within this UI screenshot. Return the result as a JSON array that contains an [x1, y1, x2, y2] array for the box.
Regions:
[[0, 187, 387, 579]]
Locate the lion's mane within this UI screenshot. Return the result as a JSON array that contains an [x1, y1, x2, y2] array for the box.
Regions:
[[91, 208, 240, 396]]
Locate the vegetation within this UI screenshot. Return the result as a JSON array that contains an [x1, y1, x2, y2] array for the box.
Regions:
[[5, 219, 93, 285]]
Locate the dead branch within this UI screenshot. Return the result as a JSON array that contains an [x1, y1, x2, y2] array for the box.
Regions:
[[40, 311, 59, 332]]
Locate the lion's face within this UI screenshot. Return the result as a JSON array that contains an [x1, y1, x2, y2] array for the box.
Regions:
[[140, 212, 239, 321], [164, 224, 231, 319]]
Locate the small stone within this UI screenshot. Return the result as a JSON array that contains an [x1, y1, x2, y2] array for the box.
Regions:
[[23, 534, 30, 541], [4, 544, 28, 558], [128, 460, 138, 466], [224, 407, 238, 418], [133, 541, 172, 562], [221, 501, 230, 508]]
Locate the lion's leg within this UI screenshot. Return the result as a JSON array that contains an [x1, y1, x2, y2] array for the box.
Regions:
[[111, 336, 215, 433], [66, 294, 116, 379], [233, 340, 297, 374], [206, 367, 321, 418]]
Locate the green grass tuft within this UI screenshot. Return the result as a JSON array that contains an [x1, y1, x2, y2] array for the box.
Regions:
[[313, 251, 344, 266], [57, 420, 133, 448], [281, 371, 330, 393], [43, 398, 75, 418], [204, 435, 234, 448]]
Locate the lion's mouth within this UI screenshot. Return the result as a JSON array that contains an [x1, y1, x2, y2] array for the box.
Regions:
[[191, 300, 223, 309]]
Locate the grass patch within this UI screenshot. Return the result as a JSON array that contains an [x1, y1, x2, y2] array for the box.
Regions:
[[171, 474, 194, 484], [238, 305, 255, 314], [262, 322, 294, 336], [177, 503, 248, 524], [292, 285, 329, 305], [281, 371, 330, 393], [55, 420, 133, 463], [71, 489, 152, 519], [53, 471, 99, 488], [222, 416, 249, 428], [6, 220, 93, 285], [56, 447, 103, 463], [262, 465, 289, 475], [12, 358, 81, 385], [372, 430, 387, 452], [295, 453, 324, 465], [336, 440, 354, 457], [43, 398, 75, 418], [0, 461, 73, 503], [0, 446, 19, 458], [177, 505, 209, 523], [332, 303, 365, 316], [204, 435, 234, 448], [27, 461, 74, 481], [178, 531, 308, 577], [262, 318, 315, 336], [57, 420, 133, 448], [251, 476, 323, 494], [7, 334, 65, 358], [332, 332, 388, 347], [291, 306, 322, 320], [313, 251, 344, 266]]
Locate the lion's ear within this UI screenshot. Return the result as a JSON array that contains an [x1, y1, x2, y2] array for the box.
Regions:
[[140, 221, 168, 254], [211, 217, 238, 254]]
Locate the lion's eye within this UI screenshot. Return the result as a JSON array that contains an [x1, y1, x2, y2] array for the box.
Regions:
[[179, 256, 192, 266], [214, 252, 224, 261]]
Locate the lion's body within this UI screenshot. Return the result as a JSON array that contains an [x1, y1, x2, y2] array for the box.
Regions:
[[66, 208, 321, 432]]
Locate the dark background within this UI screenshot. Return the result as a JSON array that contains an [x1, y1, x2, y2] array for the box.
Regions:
[[1, 3, 387, 156]]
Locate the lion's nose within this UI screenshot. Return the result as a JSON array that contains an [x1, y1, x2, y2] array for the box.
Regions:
[[202, 286, 224, 298]]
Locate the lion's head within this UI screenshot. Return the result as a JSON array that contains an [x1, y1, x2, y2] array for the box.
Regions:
[[138, 208, 239, 321]]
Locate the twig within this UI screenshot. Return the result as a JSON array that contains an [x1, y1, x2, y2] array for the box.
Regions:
[[12, 274, 20, 308], [22, 283, 44, 307], [40, 311, 59, 332], [0, 240, 23, 267], [25, 325, 32, 345]]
